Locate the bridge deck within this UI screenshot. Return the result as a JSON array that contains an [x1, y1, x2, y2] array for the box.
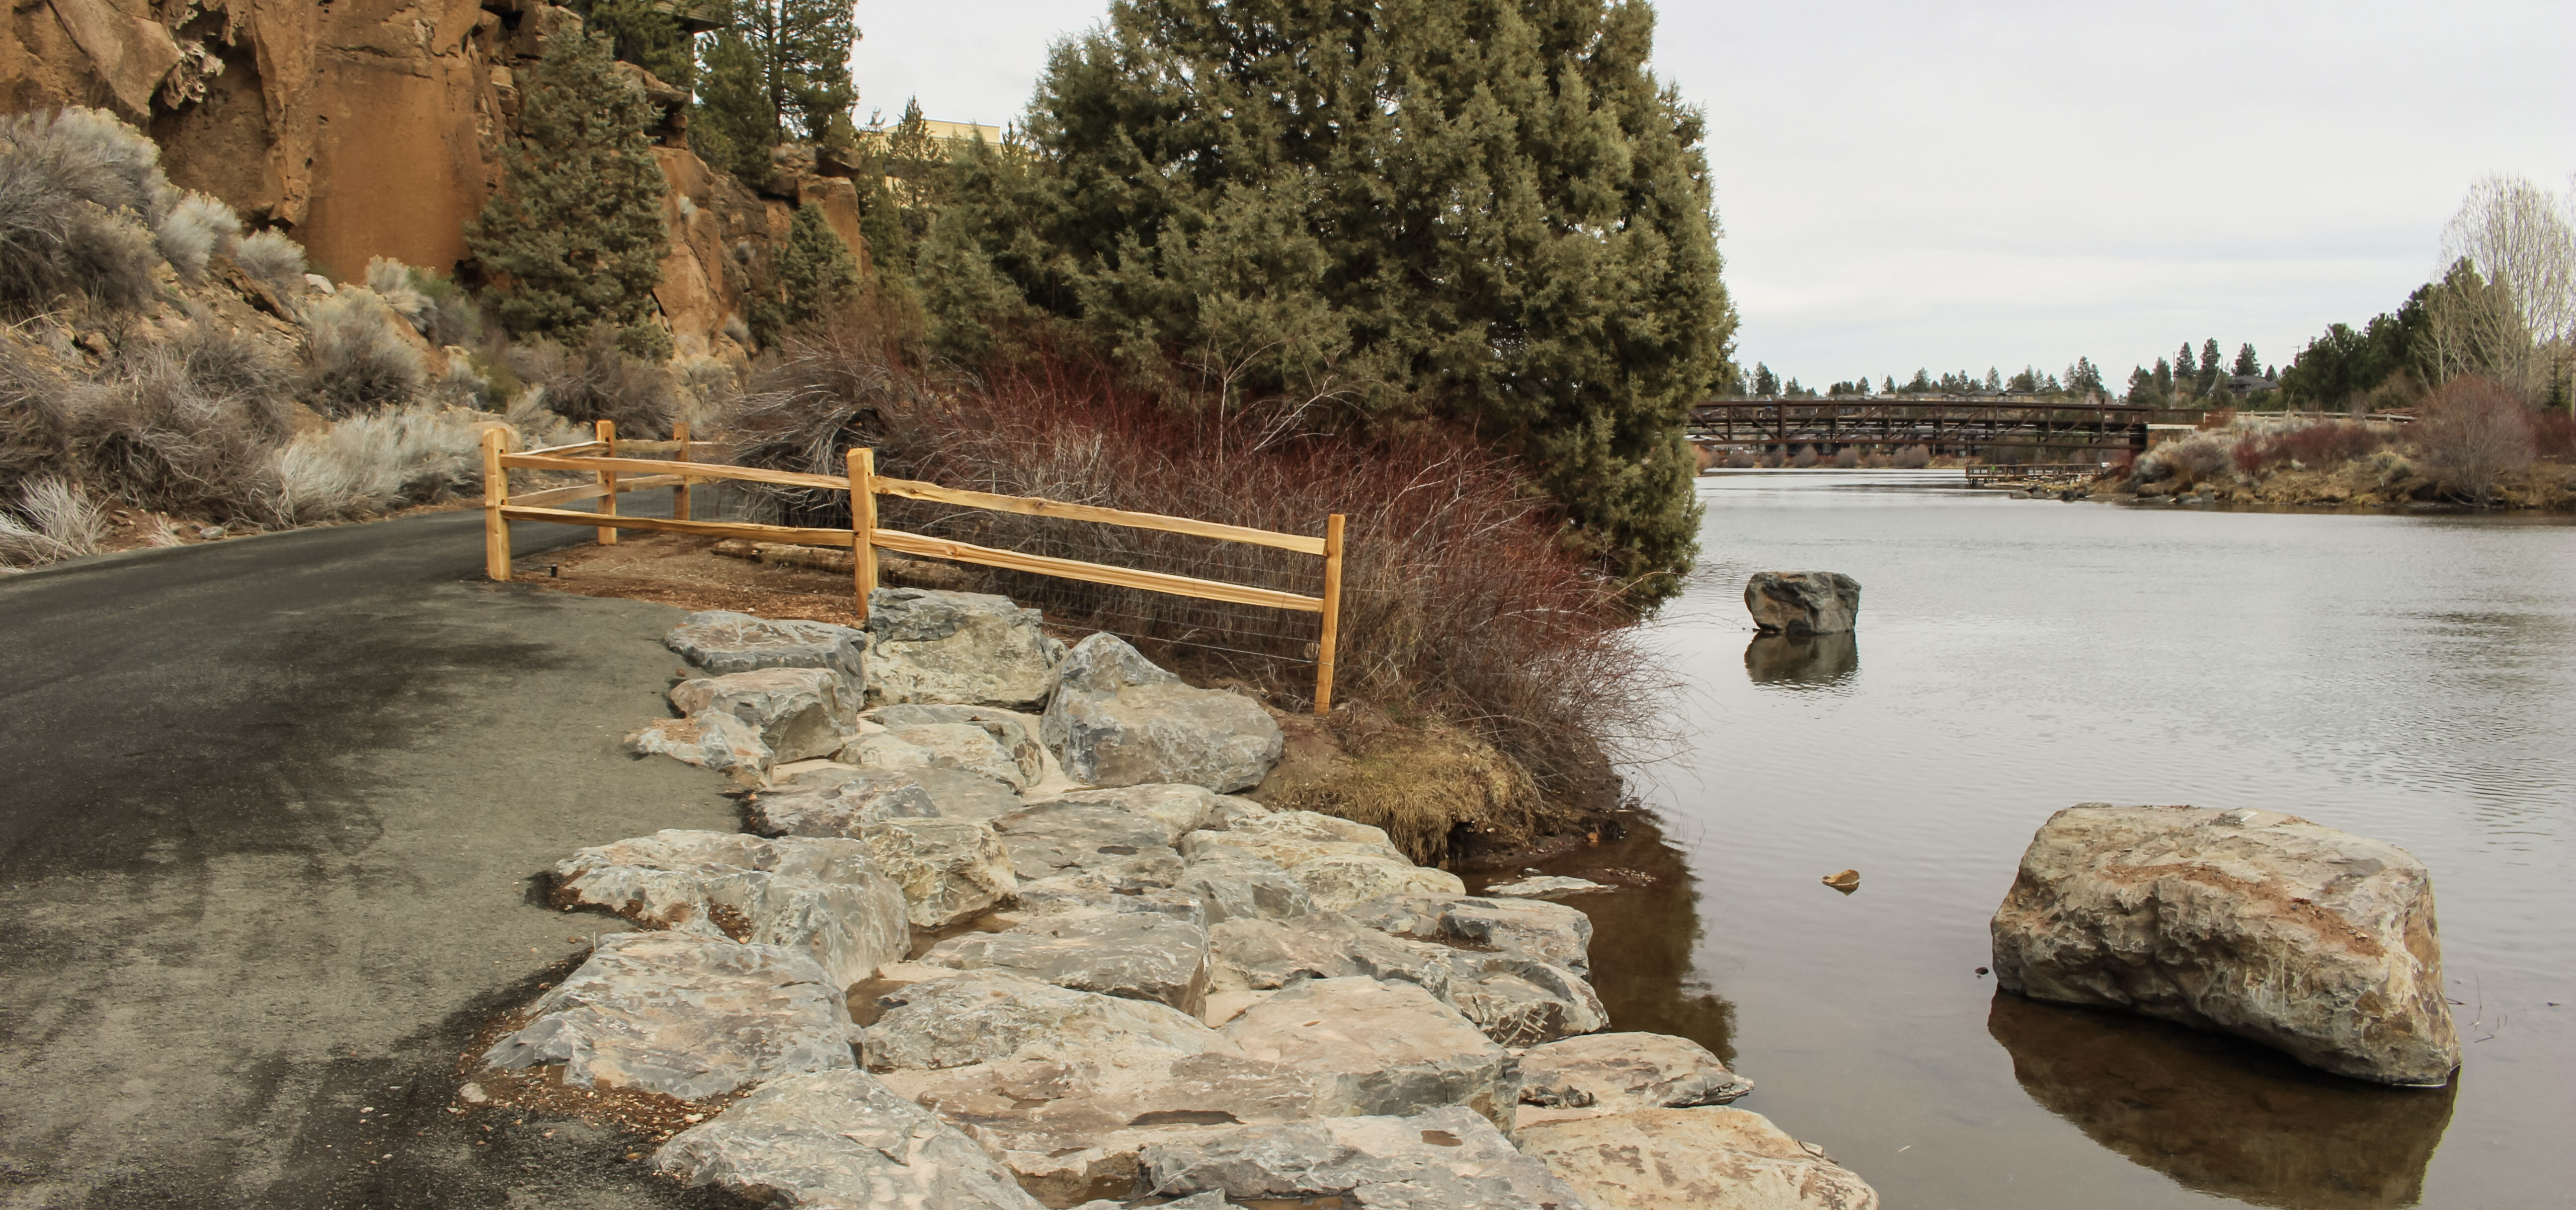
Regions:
[[1689, 398, 2204, 451]]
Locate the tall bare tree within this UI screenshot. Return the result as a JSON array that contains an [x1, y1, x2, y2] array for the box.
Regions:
[[2434, 174, 2576, 405]]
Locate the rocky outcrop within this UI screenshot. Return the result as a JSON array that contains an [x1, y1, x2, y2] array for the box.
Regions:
[[867, 703, 1048, 785], [668, 667, 857, 763], [1044, 635, 1283, 792], [1990, 804, 2459, 1086], [551, 829, 907, 989], [1518, 1106, 1879, 1210], [653, 1069, 1046, 1210], [482, 931, 854, 1100], [624, 711, 770, 775], [866, 588, 1060, 708], [991, 798, 1185, 879], [1139, 1107, 1587, 1209], [1743, 572, 1862, 636]]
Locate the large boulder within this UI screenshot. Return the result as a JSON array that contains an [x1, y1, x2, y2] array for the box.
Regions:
[[482, 932, 854, 1100], [921, 908, 1212, 1014], [1209, 914, 1455, 999], [1043, 633, 1283, 792], [1743, 572, 1861, 636], [624, 712, 770, 775], [992, 799, 1185, 878], [867, 703, 1049, 784], [744, 768, 940, 837], [830, 737, 1030, 820], [1012, 855, 1207, 928], [1179, 855, 1315, 925], [1139, 1107, 1586, 1209], [866, 588, 1059, 708], [664, 609, 868, 689], [1043, 783, 1224, 837], [653, 1069, 1046, 1210], [859, 972, 1231, 1071], [1517, 1033, 1754, 1125], [1222, 977, 1517, 1127], [1990, 804, 2459, 1086], [551, 830, 908, 988], [854, 817, 1018, 930], [1518, 1107, 1878, 1210], [1440, 954, 1608, 1047], [1288, 853, 1469, 913], [1182, 811, 1466, 911], [1346, 892, 1597, 977], [668, 667, 857, 763], [880, 723, 1039, 790]]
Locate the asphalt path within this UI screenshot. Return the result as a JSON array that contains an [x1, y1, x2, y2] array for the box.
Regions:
[[0, 501, 761, 1209]]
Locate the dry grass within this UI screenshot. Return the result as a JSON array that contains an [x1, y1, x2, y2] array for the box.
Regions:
[[1256, 710, 1555, 866], [302, 290, 427, 416], [233, 231, 308, 301], [0, 475, 107, 567], [0, 107, 172, 311]]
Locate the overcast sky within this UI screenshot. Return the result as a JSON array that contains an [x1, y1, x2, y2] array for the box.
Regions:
[[849, 1, 2576, 389]]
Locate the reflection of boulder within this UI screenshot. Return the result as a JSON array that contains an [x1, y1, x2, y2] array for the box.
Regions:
[[1986, 991, 2455, 1210], [1744, 632, 1858, 686]]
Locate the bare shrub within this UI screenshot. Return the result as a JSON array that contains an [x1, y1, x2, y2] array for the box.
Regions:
[[1832, 447, 1859, 468], [0, 107, 174, 310], [1790, 445, 1818, 467], [233, 230, 308, 300], [158, 193, 240, 283], [1758, 449, 1783, 468], [266, 403, 485, 524], [63, 326, 294, 519], [365, 257, 432, 334], [0, 475, 107, 566], [1, 337, 75, 486], [1722, 448, 1756, 469], [506, 325, 676, 432], [303, 290, 425, 416], [2413, 376, 2535, 501], [724, 338, 1665, 803], [1892, 445, 1931, 469], [1862, 451, 1891, 468]]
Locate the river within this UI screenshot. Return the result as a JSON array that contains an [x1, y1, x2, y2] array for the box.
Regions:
[[1488, 473, 2576, 1209]]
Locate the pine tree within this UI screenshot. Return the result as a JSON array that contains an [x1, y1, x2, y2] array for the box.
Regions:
[[2153, 357, 2173, 394], [689, 28, 769, 178], [920, 0, 1733, 601], [2199, 338, 2223, 391], [749, 202, 861, 339], [570, 0, 693, 84], [1984, 367, 2002, 392], [1752, 363, 1779, 397], [1881, 376, 1896, 394], [469, 30, 671, 354], [2233, 342, 2259, 377], [2174, 342, 2197, 380], [2065, 356, 2104, 397], [687, 0, 857, 178]]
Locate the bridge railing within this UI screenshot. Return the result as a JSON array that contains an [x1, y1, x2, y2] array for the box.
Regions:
[[476, 422, 1349, 713]]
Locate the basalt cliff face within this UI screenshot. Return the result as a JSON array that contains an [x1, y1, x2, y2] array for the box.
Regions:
[[4, 0, 865, 355]]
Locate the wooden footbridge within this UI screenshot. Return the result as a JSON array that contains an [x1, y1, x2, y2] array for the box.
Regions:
[[1689, 397, 2204, 455]]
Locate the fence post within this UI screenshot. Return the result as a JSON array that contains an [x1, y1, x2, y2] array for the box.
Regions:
[[481, 428, 510, 582], [1313, 513, 1345, 715], [671, 420, 691, 522], [850, 447, 878, 621], [594, 419, 618, 544]]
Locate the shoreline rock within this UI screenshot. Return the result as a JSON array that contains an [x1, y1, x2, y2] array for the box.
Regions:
[[1743, 572, 1861, 636]]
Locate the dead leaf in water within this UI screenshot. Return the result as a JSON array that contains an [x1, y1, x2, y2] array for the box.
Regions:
[[1822, 869, 1860, 894]]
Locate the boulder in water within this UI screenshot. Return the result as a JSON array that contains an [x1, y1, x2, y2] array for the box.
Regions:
[[1743, 571, 1861, 635]]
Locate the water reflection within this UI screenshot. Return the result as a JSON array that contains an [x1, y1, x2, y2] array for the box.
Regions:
[[1986, 992, 2457, 1209], [1467, 813, 1738, 1064], [1744, 631, 1859, 686]]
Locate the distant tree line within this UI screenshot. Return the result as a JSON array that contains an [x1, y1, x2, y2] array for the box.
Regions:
[[1726, 358, 2108, 400]]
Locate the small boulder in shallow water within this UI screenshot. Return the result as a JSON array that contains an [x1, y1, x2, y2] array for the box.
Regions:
[[1743, 571, 1861, 635], [1990, 803, 2460, 1086]]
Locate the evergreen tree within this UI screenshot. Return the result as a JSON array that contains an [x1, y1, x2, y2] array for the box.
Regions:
[[690, 27, 770, 178], [751, 202, 861, 338], [2125, 365, 2157, 402], [2064, 356, 2104, 397], [920, 0, 1734, 601], [1751, 363, 1780, 397], [1881, 376, 1896, 394], [1984, 367, 2002, 392], [2198, 338, 2223, 392], [2232, 342, 2260, 377], [688, 0, 858, 178], [2153, 356, 2173, 394], [1903, 368, 1934, 393], [2174, 342, 2197, 380], [469, 31, 671, 355], [571, 0, 693, 83]]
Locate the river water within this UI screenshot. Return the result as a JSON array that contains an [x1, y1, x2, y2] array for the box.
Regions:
[[1492, 474, 2576, 1209]]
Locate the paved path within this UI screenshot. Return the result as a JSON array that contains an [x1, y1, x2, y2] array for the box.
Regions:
[[0, 506, 757, 1208]]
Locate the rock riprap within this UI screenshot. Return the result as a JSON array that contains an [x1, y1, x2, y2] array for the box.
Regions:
[[1743, 572, 1862, 636], [855, 818, 1018, 930], [921, 908, 1213, 1014], [625, 712, 769, 775], [668, 666, 857, 762], [1483, 875, 1611, 899], [1183, 810, 1465, 911], [483, 932, 854, 1100], [867, 702, 1049, 785], [1223, 977, 1518, 1127], [744, 768, 940, 837], [1517, 1032, 1754, 1124], [551, 830, 907, 989], [860, 973, 1230, 1072], [654, 1069, 1045, 1210], [1990, 804, 2460, 1086], [1518, 1106, 1879, 1210], [991, 798, 1185, 878], [866, 588, 1060, 708], [1347, 892, 1597, 977], [1140, 1107, 1587, 1209], [664, 609, 868, 688], [1044, 633, 1285, 792]]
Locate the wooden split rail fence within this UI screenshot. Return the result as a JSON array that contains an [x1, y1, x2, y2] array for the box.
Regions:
[[477, 422, 1349, 713]]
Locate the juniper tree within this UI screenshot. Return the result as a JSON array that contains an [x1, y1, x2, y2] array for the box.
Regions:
[[2198, 338, 2224, 392], [687, 0, 857, 179], [920, 0, 1736, 601], [468, 31, 670, 354], [753, 201, 860, 338]]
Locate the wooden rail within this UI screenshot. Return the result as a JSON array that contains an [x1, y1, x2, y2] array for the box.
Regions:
[[478, 429, 1347, 713]]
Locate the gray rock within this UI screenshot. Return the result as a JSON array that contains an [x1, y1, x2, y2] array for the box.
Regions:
[[1348, 892, 1596, 977], [992, 800, 1183, 878], [1041, 632, 1181, 748], [1209, 914, 1453, 999], [1179, 856, 1313, 924], [922, 908, 1212, 1014], [552, 830, 908, 989], [1053, 682, 1285, 793], [1140, 1106, 1586, 1209], [866, 588, 1058, 708], [868, 703, 1047, 784], [906, 765, 1027, 822], [1991, 804, 2460, 1086], [1481, 875, 1611, 900], [1287, 853, 1468, 912], [482, 932, 854, 1100], [883, 723, 1037, 790], [668, 667, 858, 763], [1045, 783, 1224, 837], [1517, 1106, 1878, 1210], [854, 817, 1018, 930], [625, 712, 770, 775], [653, 1069, 1045, 1210], [859, 972, 1230, 1071], [1179, 809, 1410, 868], [745, 768, 941, 837], [1744, 571, 1862, 635], [1013, 854, 1207, 928], [1440, 956, 1608, 1047], [664, 609, 868, 692], [1518, 1032, 1754, 1120], [1222, 977, 1517, 1127]]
